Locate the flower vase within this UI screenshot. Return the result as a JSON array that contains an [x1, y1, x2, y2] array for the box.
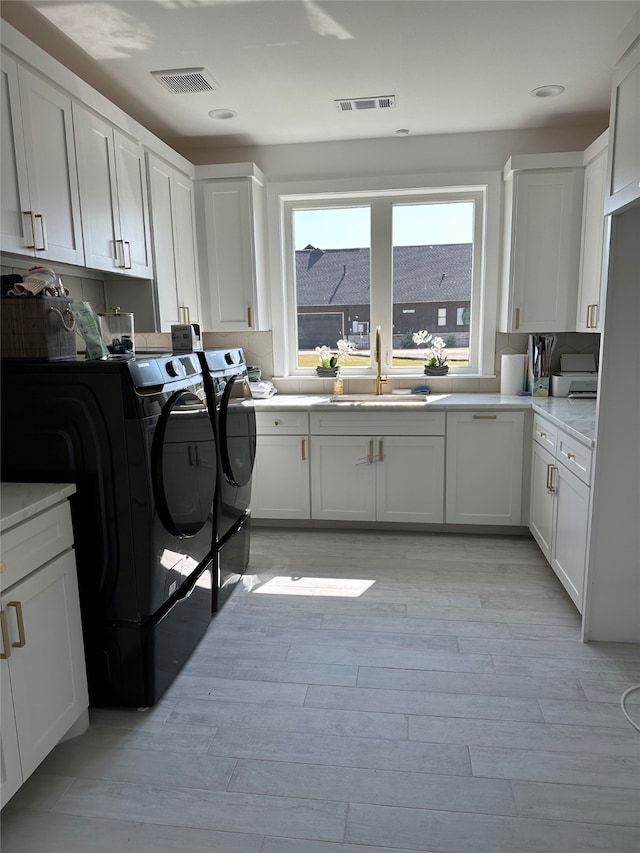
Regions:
[[316, 366, 339, 377], [424, 364, 449, 377]]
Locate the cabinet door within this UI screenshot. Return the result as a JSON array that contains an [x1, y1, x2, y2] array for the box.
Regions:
[[576, 143, 608, 332], [311, 435, 375, 521], [0, 655, 22, 808], [529, 440, 555, 560], [148, 153, 180, 329], [252, 435, 310, 519], [0, 55, 32, 255], [113, 130, 153, 277], [508, 170, 583, 332], [172, 171, 201, 326], [17, 66, 84, 266], [446, 412, 524, 525], [200, 179, 257, 331], [376, 435, 444, 523], [2, 549, 89, 783], [73, 105, 121, 272], [551, 464, 590, 612], [606, 40, 640, 215]]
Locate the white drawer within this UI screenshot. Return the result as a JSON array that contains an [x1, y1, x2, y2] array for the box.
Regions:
[[255, 410, 309, 435], [0, 502, 74, 592], [532, 414, 558, 454], [310, 410, 446, 436], [557, 431, 593, 485]]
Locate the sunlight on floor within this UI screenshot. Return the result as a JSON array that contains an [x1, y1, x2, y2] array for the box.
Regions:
[[249, 575, 376, 597]]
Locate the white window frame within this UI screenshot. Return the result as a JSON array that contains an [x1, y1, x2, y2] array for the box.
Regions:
[[266, 171, 501, 379]]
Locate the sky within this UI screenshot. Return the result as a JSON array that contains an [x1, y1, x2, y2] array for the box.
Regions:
[[293, 202, 474, 250]]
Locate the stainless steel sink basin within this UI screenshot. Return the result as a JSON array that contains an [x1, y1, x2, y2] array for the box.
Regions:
[[328, 393, 430, 403]]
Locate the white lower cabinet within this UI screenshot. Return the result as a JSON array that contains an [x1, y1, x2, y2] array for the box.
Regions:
[[309, 411, 445, 524], [529, 416, 593, 612], [252, 435, 311, 520], [0, 494, 89, 809], [445, 412, 525, 525]]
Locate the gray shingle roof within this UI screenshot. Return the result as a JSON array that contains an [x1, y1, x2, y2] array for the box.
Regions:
[[296, 244, 472, 306]]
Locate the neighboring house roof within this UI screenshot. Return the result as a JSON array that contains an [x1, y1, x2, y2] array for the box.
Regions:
[[296, 244, 472, 306]]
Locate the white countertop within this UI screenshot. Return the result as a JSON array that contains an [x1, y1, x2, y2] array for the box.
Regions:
[[253, 393, 597, 446], [0, 483, 76, 532]]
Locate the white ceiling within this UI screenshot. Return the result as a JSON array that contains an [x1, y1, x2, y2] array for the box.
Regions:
[[2, 0, 638, 153]]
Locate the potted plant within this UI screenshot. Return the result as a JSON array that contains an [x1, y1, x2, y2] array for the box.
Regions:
[[412, 330, 449, 376], [315, 339, 356, 376]]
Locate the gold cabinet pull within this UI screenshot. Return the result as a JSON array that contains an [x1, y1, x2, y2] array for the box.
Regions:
[[473, 413, 497, 420], [566, 452, 576, 461], [247, 306, 253, 328], [368, 439, 374, 464], [124, 241, 132, 269], [115, 239, 126, 268], [0, 611, 10, 660], [273, 419, 281, 427], [24, 210, 37, 249], [538, 431, 547, 438], [378, 439, 384, 462], [301, 438, 306, 461], [35, 213, 47, 251], [0, 561, 6, 573], [546, 464, 558, 493], [7, 601, 26, 648], [514, 307, 520, 330], [587, 304, 598, 328]]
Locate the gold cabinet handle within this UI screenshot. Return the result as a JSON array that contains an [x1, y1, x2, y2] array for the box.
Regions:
[[35, 213, 47, 251], [546, 464, 558, 494], [538, 431, 547, 438], [0, 610, 10, 660], [473, 413, 497, 420], [301, 438, 306, 461], [115, 239, 126, 268], [273, 419, 281, 427], [368, 439, 374, 464], [378, 439, 384, 462], [247, 306, 253, 328], [24, 210, 37, 249], [7, 601, 26, 648], [0, 561, 6, 573], [566, 452, 576, 461], [514, 307, 520, 330], [124, 241, 132, 269], [587, 304, 598, 328]]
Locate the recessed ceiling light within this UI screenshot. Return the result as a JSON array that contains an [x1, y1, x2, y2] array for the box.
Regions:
[[208, 109, 237, 120], [395, 128, 410, 136], [531, 85, 565, 98]]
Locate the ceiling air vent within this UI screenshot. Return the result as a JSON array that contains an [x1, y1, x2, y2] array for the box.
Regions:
[[335, 95, 396, 112], [151, 67, 220, 94]]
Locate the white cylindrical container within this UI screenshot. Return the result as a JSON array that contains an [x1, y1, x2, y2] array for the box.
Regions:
[[500, 353, 527, 395]]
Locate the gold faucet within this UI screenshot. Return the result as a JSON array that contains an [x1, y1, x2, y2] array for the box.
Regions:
[[375, 325, 387, 395]]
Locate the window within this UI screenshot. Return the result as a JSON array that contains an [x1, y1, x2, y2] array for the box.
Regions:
[[281, 186, 485, 375]]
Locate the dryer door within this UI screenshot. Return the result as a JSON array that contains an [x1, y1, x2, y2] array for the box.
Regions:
[[217, 373, 256, 541], [153, 390, 217, 539]]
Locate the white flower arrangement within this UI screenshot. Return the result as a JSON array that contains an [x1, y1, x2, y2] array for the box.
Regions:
[[315, 339, 356, 368], [412, 330, 448, 367]]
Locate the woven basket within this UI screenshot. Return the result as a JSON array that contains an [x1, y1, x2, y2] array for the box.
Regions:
[[1, 296, 77, 360]]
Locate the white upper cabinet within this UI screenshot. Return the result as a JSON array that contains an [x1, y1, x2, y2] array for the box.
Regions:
[[147, 152, 200, 331], [499, 153, 584, 333], [576, 130, 610, 333], [195, 164, 269, 331], [73, 104, 153, 277], [605, 35, 640, 215], [1, 57, 84, 265]]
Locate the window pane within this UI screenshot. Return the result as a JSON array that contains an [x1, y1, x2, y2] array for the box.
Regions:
[[293, 207, 370, 368], [391, 202, 474, 368]]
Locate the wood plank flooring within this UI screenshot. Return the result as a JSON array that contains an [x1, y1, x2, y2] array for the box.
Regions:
[[3, 529, 640, 852]]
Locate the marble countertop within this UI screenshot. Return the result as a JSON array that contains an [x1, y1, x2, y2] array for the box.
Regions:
[[1, 483, 76, 532], [531, 398, 597, 447], [253, 393, 597, 446]]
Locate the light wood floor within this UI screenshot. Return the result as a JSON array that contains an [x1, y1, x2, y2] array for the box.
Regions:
[[3, 529, 640, 853]]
